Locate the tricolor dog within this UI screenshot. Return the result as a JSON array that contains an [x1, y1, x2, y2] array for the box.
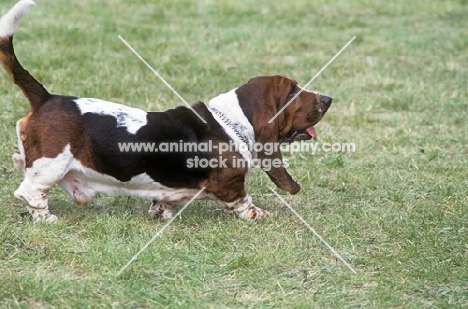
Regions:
[[0, 0, 332, 223]]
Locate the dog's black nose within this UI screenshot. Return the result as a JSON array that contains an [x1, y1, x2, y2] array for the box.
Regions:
[[321, 95, 332, 107]]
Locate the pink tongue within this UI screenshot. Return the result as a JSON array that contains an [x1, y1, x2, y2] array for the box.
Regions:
[[306, 127, 317, 140]]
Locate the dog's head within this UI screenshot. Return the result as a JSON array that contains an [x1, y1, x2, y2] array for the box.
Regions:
[[238, 75, 332, 143], [237, 75, 332, 194]]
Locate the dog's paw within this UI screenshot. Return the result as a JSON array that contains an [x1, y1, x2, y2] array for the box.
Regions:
[[236, 205, 269, 220], [33, 213, 58, 224], [148, 202, 174, 220]]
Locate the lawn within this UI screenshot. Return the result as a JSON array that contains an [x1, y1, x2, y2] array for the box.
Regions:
[[0, 0, 467, 308]]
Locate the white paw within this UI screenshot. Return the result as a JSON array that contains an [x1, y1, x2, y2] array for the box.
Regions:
[[148, 202, 174, 220], [33, 213, 58, 224], [236, 206, 269, 220]]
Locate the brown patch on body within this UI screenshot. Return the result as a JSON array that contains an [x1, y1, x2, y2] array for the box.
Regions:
[[18, 99, 97, 170]]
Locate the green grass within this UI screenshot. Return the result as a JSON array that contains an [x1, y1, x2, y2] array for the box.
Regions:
[[1, 0, 467, 307]]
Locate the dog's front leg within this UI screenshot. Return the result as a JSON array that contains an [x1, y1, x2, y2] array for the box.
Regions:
[[222, 195, 269, 220], [201, 164, 269, 220]]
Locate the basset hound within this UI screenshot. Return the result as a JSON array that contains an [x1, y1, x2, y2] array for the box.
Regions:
[[0, 0, 332, 222]]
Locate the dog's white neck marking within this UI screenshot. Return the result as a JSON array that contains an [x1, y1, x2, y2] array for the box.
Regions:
[[208, 89, 255, 177], [208, 88, 255, 145], [74, 98, 147, 134]]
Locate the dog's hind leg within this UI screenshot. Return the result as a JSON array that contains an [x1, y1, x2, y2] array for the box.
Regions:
[[15, 177, 57, 223], [58, 172, 93, 208], [12, 152, 25, 174], [14, 146, 74, 223], [148, 199, 174, 220]]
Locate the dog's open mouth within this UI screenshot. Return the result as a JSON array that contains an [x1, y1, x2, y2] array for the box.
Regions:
[[283, 126, 317, 143]]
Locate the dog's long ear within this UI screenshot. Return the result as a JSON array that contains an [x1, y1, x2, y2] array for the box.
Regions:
[[236, 75, 301, 194]]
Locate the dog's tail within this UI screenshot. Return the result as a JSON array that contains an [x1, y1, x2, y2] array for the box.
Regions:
[[0, 0, 50, 112]]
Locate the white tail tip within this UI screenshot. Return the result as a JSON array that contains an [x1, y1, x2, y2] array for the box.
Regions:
[[0, 0, 36, 38]]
